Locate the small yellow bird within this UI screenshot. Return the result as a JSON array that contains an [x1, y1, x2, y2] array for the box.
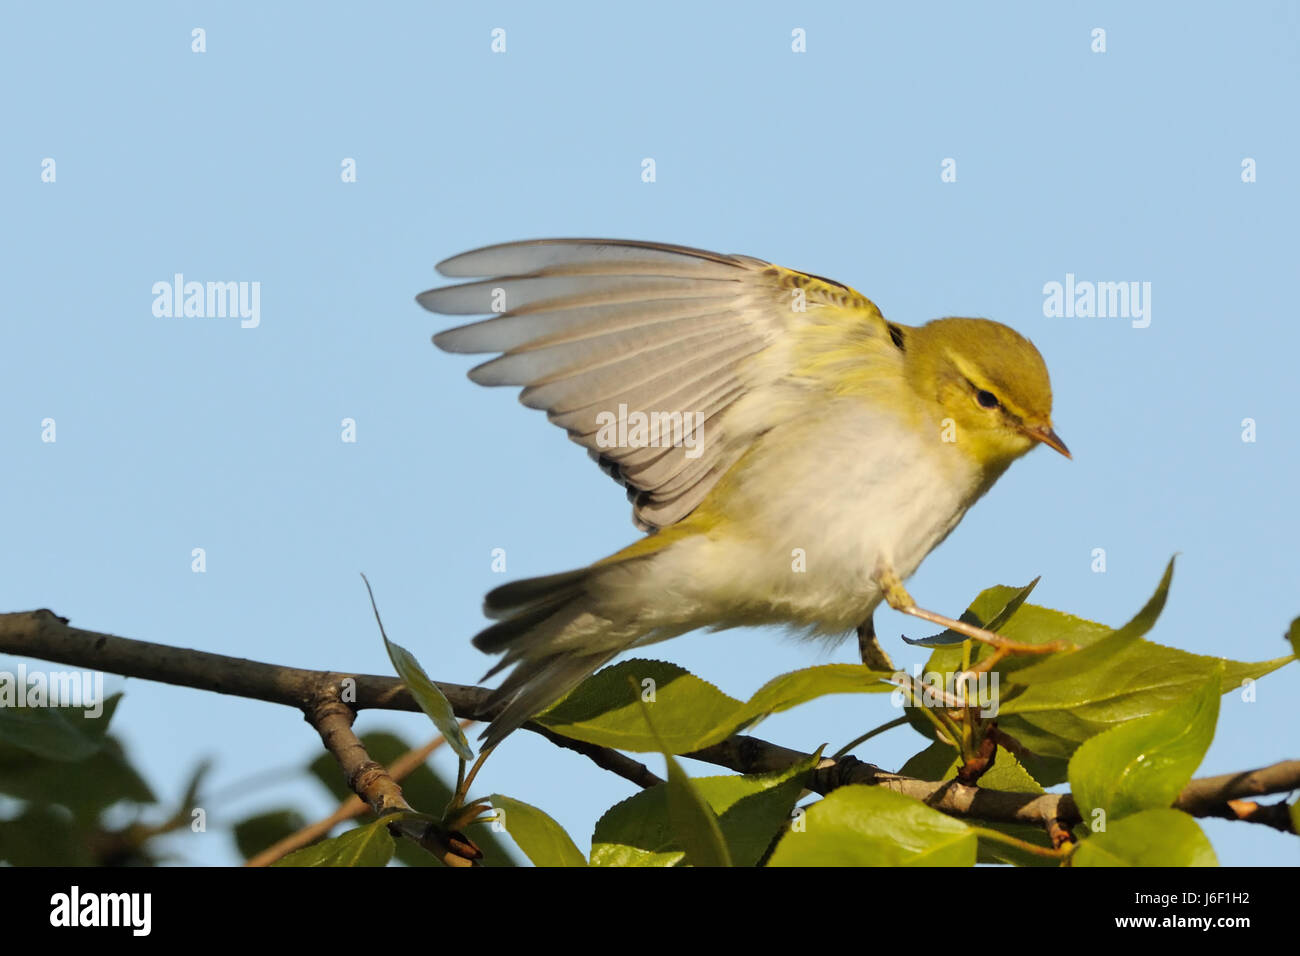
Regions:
[[418, 239, 1069, 747]]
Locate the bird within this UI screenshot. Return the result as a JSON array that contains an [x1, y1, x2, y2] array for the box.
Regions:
[[417, 238, 1069, 748]]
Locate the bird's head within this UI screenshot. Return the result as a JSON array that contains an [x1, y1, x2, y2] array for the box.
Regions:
[[902, 317, 1069, 470]]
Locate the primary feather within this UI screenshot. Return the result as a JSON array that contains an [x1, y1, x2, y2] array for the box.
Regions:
[[420, 238, 890, 532]]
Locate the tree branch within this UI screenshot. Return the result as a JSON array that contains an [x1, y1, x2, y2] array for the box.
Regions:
[[304, 690, 480, 866], [245, 731, 463, 867], [0, 609, 492, 716], [1, 608, 1295, 837], [0, 609, 659, 790]]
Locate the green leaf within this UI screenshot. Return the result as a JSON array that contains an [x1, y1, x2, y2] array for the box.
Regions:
[[488, 794, 586, 867], [176, 760, 210, 814], [664, 751, 731, 867], [897, 742, 1051, 866], [233, 809, 308, 860], [361, 575, 474, 762], [0, 806, 96, 866], [742, 664, 897, 720], [976, 821, 1058, 867], [898, 568, 1286, 784], [898, 741, 1042, 794], [590, 755, 819, 867], [539, 661, 738, 753], [906, 589, 1116, 745], [0, 691, 123, 761], [975, 745, 1046, 794], [903, 577, 1040, 646], [589, 788, 683, 867], [635, 696, 731, 867], [693, 759, 817, 866], [768, 785, 976, 866], [967, 749, 1056, 866], [919, 588, 1111, 681], [919, 560, 1173, 689], [1068, 668, 1221, 821], [1013, 752, 1070, 789], [1072, 809, 1217, 866], [993, 642, 1276, 784], [0, 733, 155, 817], [274, 818, 395, 867], [1010, 558, 1176, 685], [1287, 617, 1300, 658], [382, 639, 474, 762], [898, 740, 958, 780], [537, 659, 892, 753]]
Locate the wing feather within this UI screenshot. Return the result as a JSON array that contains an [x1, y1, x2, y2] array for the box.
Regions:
[[418, 238, 889, 530], [465, 310, 740, 387], [434, 296, 738, 354], [434, 237, 747, 277], [517, 325, 757, 414]]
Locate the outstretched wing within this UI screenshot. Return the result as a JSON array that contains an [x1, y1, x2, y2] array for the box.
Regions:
[[418, 238, 892, 531]]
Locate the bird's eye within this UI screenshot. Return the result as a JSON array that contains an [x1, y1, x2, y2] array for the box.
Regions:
[[976, 389, 1000, 409]]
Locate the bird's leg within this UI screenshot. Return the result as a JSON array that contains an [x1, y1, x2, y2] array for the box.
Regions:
[[874, 562, 1064, 656], [856, 615, 895, 671]]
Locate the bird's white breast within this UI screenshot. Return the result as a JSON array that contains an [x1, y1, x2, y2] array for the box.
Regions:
[[646, 399, 985, 637]]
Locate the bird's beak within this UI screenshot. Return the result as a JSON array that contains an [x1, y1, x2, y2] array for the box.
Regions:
[[1025, 423, 1071, 459]]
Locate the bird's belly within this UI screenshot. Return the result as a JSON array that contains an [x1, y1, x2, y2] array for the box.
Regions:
[[658, 405, 980, 636]]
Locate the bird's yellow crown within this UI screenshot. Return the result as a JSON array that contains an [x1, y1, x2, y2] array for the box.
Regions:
[[902, 317, 1066, 470]]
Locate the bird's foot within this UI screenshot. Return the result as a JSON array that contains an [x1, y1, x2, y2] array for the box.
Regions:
[[874, 564, 1068, 656]]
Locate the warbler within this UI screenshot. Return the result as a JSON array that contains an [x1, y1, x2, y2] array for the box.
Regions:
[[418, 239, 1069, 747]]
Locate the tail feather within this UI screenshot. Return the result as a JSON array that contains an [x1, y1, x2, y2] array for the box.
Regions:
[[471, 563, 645, 747], [473, 589, 581, 658], [483, 568, 589, 620], [480, 650, 618, 750]]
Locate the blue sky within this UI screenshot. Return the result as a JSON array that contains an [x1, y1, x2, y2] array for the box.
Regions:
[[2, 2, 1296, 866]]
